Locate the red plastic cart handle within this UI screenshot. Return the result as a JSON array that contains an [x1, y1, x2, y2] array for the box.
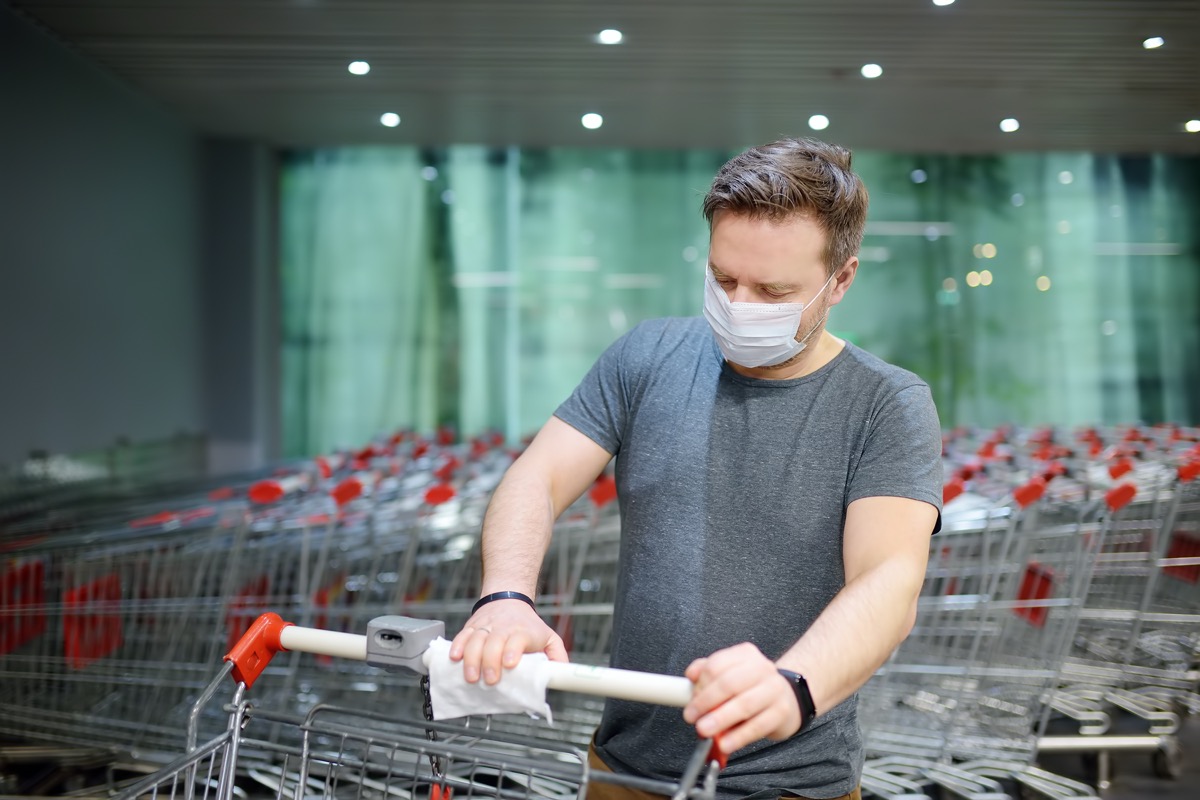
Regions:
[[1013, 476, 1046, 510], [1108, 458, 1134, 480], [707, 740, 728, 770], [225, 612, 293, 689], [1105, 482, 1137, 512]]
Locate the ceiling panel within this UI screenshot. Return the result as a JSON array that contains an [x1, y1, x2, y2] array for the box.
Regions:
[[10, 0, 1200, 152]]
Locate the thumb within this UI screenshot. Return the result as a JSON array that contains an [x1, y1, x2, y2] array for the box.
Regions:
[[544, 632, 571, 663]]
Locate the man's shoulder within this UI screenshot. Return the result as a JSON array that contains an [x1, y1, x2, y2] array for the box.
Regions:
[[837, 343, 930, 395], [627, 315, 707, 339], [620, 316, 709, 356]]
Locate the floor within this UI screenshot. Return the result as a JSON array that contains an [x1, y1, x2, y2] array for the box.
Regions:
[[0, 718, 1196, 797], [1036, 716, 1199, 799]]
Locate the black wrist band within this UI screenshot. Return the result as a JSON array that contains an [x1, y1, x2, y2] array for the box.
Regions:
[[472, 591, 536, 615], [777, 669, 817, 733]]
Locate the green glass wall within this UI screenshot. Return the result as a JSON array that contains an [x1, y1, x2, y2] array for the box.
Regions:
[[281, 147, 1200, 457]]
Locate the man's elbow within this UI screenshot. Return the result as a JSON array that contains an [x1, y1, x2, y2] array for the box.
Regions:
[[898, 596, 918, 642]]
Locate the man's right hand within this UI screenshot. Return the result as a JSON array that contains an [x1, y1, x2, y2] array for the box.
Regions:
[[447, 599, 570, 685]]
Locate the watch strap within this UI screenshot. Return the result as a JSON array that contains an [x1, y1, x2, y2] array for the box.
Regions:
[[777, 668, 816, 733]]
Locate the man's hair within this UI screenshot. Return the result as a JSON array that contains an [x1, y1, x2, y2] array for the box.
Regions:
[[701, 138, 869, 274]]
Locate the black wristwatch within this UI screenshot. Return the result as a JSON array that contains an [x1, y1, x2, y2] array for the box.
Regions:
[[777, 669, 817, 733]]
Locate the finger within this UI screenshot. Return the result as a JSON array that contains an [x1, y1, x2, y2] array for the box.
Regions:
[[684, 658, 707, 682], [449, 623, 483, 660], [542, 631, 570, 664], [714, 712, 781, 756], [459, 626, 492, 683], [500, 629, 533, 670], [448, 630, 467, 661], [481, 629, 522, 685], [686, 661, 760, 722], [694, 680, 777, 738]]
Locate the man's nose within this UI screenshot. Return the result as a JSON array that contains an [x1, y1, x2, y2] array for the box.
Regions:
[[729, 284, 755, 303]]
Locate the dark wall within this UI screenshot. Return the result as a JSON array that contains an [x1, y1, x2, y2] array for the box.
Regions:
[[200, 139, 280, 473], [0, 6, 279, 472]]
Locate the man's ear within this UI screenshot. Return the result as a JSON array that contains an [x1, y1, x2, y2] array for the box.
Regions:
[[829, 257, 859, 306]]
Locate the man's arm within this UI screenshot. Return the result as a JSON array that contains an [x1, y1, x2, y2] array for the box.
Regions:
[[448, 416, 613, 685], [684, 495, 935, 755]]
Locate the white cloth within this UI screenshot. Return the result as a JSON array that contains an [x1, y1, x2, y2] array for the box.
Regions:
[[424, 637, 554, 723]]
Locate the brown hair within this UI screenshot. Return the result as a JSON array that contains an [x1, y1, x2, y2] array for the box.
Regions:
[[702, 137, 869, 274]]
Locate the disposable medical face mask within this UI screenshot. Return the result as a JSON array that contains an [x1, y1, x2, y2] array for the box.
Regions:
[[702, 269, 835, 368]]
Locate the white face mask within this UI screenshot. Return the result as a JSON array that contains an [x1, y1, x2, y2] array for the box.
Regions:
[[702, 269, 835, 368]]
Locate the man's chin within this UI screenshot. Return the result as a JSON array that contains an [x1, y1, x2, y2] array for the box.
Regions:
[[729, 352, 802, 372]]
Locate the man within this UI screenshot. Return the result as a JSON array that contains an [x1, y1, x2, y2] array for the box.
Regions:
[[449, 138, 942, 800]]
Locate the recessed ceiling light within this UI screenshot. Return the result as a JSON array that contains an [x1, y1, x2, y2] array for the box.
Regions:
[[1142, 36, 1165, 49], [999, 118, 1020, 133], [380, 112, 400, 128], [933, 0, 955, 5], [1186, 119, 1200, 133], [861, 63, 883, 79], [348, 61, 370, 76], [808, 114, 830, 131], [581, 113, 604, 130], [597, 29, 623, 45], [1036, 276, 1051, 292]]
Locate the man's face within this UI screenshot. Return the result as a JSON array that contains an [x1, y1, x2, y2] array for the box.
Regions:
[[706, 212, 841, 365]]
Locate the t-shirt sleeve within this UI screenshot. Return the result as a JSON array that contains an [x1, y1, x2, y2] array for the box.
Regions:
[[552, 329, 637, 456], [846, 383, 944, 533]]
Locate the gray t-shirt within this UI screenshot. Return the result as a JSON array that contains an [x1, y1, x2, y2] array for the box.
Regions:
[[554, 317, 943, 800]]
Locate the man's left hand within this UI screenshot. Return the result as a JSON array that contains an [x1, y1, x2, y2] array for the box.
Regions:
[[683, 642, 803, 755]]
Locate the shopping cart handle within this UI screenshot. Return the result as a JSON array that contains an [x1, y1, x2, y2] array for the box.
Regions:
[[226, 613, 694, 707], [533, 660, 694, 707]]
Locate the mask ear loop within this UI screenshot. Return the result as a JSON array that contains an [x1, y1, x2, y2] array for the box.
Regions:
[[793, 269, 841, 347]]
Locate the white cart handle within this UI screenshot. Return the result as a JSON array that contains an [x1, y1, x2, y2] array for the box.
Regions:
[[226, 613, 694, 707]]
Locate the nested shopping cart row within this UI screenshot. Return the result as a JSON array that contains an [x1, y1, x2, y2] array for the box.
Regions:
[[862, 428, 1200, 797], [0, 431, 623, 756], [3, 423, 1198, 799]]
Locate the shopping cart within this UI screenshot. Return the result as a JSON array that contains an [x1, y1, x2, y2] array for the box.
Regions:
[[0, 506, 252, 752], [1042, 456, 1200, 788], [856, 474, 1128, 799], [116, 612, 722, 800], [0, 434, 519, 755]]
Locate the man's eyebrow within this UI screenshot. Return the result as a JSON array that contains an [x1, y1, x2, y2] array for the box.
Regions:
[[709, 263, 798, 292]]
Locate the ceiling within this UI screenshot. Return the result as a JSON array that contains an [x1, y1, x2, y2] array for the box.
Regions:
[[10, 0, 1200, 153]]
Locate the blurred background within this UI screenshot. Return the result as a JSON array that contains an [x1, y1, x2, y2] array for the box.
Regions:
[[2, 0, 1198, 472], [3, 3, 1200, 799]]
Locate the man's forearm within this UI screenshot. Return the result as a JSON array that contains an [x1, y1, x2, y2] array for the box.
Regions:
[[777, 554, 923, 717], [479, 463, 558, 596]]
